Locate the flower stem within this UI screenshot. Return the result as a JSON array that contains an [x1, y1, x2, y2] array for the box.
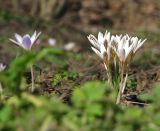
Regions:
[[30, 65, 35, 92], [0, 82, 3, 94], [122, 73, 128, 94], [116, 74, 123, 104], [116, 63, 129, 104], [0, 82, 3, 101], [116, 63, 124, 104], [104, 63, 112, 88]]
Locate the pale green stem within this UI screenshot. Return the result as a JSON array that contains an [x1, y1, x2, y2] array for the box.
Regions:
[[116, 63, 124, 104], [122, 73, 128, 94], [104, 63, 112, 88], [114, 57, 117, 70], [0, 82, 3, 101], [116, 63, 129, 104], [30, 65, 35, 92], [0, 82, 3, 94]]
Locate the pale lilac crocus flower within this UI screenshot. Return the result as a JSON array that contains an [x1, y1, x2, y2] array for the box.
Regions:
[[9, 31, 41, 92], [9, 31, 41, 50]]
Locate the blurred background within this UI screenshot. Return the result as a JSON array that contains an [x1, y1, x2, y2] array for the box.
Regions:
[[1, 0, 159, 30], [0, 0, 160, 62]]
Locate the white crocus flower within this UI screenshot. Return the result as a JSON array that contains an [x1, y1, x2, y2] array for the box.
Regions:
[[48, 38, 56, 46], [0, 63, 6, 72], [88, 31, 114, 61], [64, 42, 75, 51], [88, 31, 115, 87], [113, 35, 133, 62], [9, 31, 41, 50], [87, 30, 147, 104], [131, 37, 146, 53], [113, 34, 146, 63]]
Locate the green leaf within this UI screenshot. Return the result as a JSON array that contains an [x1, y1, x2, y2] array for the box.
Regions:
[[153, 112, 160, 126], [0, 48, 64, 94], [0, 106, 12, 123], [72, 81, 107, 107], [124, 107, 142, 121], [139, 84, 160, 102], [86, 103, 103, 116]]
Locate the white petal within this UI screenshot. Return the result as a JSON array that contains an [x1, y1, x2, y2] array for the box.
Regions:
[[88, 34, 100, 49], [118, 37, 125, 50], [115, 34, 122, 43], [9, 38, 23, 48], [131, 37, 138, 52], [48, 38, 56, 46], [134, 39, 146, 53], [105, 31, 110, 43], [0, 63, 6, 72], [31, 31, 41, 45], [118, 48, 126, 61], [31, 31, 37, 44], [100, 43, 107, 54], [35, 31, 41, 40], [125, 34, 130, 40], [98, 32, 105, 44], [110, 35, 115, 43], [64, 42, 75, 51], [125, 46, 133, 59], [15, 33, 22, 43], [91, 47, 103, 59]]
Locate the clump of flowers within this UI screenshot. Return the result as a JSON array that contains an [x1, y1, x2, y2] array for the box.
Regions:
[[88, 30, 146, 104], [10, 31, 41, 92]]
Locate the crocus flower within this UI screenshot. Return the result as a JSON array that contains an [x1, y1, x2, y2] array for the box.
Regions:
[[9, 31, 41, 50], [113, 34, 146, 63], [88, 31, 114, 62], [48, 38, 56, 46], [113, 35, 133, 62], [0, 63, 6, 72], [87, 30, 147, 104], [64, 42, 75, 51], [131, 37, 146, 53], [9, 31, 41, 92]]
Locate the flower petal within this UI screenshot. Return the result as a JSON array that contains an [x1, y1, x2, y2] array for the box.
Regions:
[[15, 33, 22, 43], [31, 31, 37, 44], [22, 35, 32, 50], [91, 47, 103, 59], [0, 63, 6, 72], [134, 39, 146, 53], [105, 31, 110, 42], [98, 32, 105, 44], [100, 44, 107, 57], [118, 48, 125, 62], [9, 38, 23, 48], [88, 34, 100, 49], [31, 31, 41, 45]]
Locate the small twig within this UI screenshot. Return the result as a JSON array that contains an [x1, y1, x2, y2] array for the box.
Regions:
[[125, 100, 149, 106]]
